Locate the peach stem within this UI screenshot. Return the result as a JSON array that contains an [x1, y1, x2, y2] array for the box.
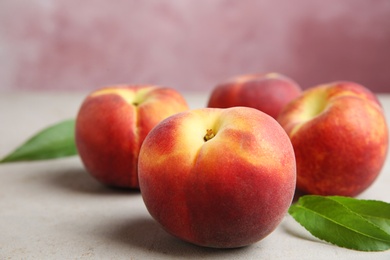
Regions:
[[204, 129, 215, 141]]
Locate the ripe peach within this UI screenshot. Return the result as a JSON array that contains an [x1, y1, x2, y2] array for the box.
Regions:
[[277, 81, 388, 196], [207, 72, 302, 119], [138, 107, 296, 248], [75, 85, 189, 188]]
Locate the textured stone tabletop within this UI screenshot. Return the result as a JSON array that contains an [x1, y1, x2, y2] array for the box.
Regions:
[[0, 91, 389, 259]]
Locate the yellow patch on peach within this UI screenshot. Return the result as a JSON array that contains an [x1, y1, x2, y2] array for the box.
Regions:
[[227, 72, 281, 84], [264, 72, 281, 79], [91, 86, 156, 105], [177, 108, 289, 170], [227, 74, 258, 84], [288, 87, 329, 136]]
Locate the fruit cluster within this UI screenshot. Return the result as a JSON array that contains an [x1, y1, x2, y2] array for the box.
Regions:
[[75, 73, 388, 248]]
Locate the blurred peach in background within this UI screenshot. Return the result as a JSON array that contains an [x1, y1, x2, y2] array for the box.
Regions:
[[1, 0, 389, 92]]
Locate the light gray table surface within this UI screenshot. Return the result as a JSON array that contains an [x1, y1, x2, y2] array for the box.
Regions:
[[0, 90, 389, 259]]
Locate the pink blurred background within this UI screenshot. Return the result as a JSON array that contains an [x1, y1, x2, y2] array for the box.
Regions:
[[1, 0, 390, 93]]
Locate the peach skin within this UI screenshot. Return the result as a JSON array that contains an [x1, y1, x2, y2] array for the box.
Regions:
[[138, 107, 296, 248], [207, 72, 302, 119], [75, 85, 189, 188], [278, 81, 388, 196]]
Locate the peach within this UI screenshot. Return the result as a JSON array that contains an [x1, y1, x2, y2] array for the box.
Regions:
[[138, 107, 296, 248], [207, 72, 302, 119], [277, 81, 388, 196], [75, 85, 189, 188]]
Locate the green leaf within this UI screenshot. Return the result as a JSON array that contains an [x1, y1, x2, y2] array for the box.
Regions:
[[0, 119, 77, 163], [289, 195, 390, 251], [330, 196, 390, 234]]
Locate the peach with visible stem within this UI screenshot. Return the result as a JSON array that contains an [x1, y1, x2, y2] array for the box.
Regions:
[[138, 107, 296, 248], [75, 85, 189, 188]]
